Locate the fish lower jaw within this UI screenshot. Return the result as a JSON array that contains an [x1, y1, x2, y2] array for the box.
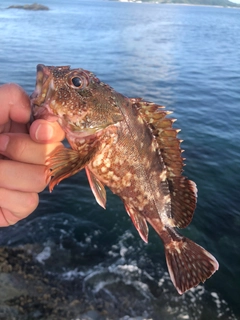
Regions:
[[32, 105, 59, 122], [63, 125, 100, 140]]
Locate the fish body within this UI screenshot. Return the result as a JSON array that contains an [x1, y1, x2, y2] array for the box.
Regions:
[[31, 64, 218, 294]]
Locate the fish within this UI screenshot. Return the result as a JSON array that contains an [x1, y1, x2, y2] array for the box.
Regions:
[[31, 64, 219, 294]]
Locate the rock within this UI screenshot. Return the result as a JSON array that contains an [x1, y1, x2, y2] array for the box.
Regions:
[[0, 245, 159, 319], [79, 310, 106, 320], [0, 246, 103, 320], [7, 3, 49, 11]]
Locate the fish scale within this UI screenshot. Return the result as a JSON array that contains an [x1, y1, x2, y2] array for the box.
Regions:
[[31, 64, 219, 295]]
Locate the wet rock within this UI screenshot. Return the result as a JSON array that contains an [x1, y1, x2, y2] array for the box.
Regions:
[[0, 246, 155, 319], [79, 310, 106, 320], [0, 247, 105, 320]]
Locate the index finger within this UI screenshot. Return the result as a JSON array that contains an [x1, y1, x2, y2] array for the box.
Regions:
[[0, 133, 62, 165], [0, 83, 30, 125]]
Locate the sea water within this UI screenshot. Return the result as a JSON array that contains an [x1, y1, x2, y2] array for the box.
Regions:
[[0, 1, 239, 318]]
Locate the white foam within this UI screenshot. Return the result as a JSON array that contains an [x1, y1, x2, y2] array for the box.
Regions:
[[211, 292, 221, 309], [35, 246, 51, 264], [62, 268, 85, 280]]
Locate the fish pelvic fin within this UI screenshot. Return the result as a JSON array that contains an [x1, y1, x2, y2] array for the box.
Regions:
[[164, 234, 219, 294], [85, 167, 106, 209], [125, 204, 149, 243], [46, 146, 96, 192]]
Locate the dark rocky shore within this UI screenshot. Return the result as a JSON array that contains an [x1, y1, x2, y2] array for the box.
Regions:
[[0, 246, 111, 320], [0, 244, 237, 320], [0, 245, 155, 320], [7, 3, 49, 11]]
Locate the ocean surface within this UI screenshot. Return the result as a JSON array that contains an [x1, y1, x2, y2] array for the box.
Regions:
[[0, 0, 240, 319]]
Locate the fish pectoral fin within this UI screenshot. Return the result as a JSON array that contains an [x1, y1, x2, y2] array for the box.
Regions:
[[46, 146, 94, 192], [85, 167, 106, 209], [168, 177, 197, 228], [125, 204, 149, 243], [164, 235, 219, 294]]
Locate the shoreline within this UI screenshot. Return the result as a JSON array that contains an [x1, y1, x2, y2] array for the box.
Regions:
[[0, 245, 117, 320], [115, 0, 240, 8], [0, 244, 161, 319]]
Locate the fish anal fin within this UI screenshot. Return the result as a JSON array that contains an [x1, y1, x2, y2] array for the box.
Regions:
[[165, 236, 219, 294], [125, 204, 149, 243], [85, 167, 106, 209], [168, 177, 197, 228], [46, 146, 95, 192]]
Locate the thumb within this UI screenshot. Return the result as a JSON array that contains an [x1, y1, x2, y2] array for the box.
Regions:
[[30, 119, 65, 143]]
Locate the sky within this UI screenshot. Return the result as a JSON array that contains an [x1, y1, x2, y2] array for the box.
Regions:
[[231, 0, 240, 3]]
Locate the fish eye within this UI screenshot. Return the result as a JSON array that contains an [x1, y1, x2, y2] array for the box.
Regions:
[[71, 77, 82, 88], [67, 71, 89, 89]]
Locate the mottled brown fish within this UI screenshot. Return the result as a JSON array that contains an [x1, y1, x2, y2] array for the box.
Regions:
[[31, 64, 219, 294]]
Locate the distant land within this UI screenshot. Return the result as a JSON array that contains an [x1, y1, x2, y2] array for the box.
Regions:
[[7, 3, 49, 10], [116, 0, 240, 7]]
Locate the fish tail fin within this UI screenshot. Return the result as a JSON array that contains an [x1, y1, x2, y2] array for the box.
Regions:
[[164, 236, 219, 294]]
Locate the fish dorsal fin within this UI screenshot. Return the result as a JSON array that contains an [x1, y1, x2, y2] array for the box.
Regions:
[[85, 167, 107, 209], [131, 98, 197, 229]]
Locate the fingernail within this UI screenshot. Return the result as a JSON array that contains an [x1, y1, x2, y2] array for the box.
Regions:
[[35, 123, 54, 141], [0, 135, 10, 152]]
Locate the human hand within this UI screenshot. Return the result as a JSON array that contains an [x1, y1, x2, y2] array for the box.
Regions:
[[0, 83, 65, 226]]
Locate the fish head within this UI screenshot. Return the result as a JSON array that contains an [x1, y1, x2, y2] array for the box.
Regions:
[[31, 64, 123, 136]]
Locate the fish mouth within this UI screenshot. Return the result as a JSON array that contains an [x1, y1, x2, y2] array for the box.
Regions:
[[31, 64, 59, 121], [31, 64, 102, 139]]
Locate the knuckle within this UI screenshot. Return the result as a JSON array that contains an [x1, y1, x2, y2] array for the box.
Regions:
[[0, 189, 39, 225], [14, 137, 28, 160], [35, 166, 48, 192], [23, 192, 39, 214], [4, 135, 28, 161], [0, 161, 5, 178], [4, 215, 18, 226], [0, 208, 13, 226]]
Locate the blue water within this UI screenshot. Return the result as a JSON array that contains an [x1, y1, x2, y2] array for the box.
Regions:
[[0, 1, 240, 319]]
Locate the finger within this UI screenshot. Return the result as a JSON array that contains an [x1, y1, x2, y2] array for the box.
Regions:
[[0, 133, 62, 165], [0, 160, 48, 193], [30, 119, 65, 143], [9, 121, 29, 134], [0, 83, 30, 125], [0, 189, 39, 226]]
